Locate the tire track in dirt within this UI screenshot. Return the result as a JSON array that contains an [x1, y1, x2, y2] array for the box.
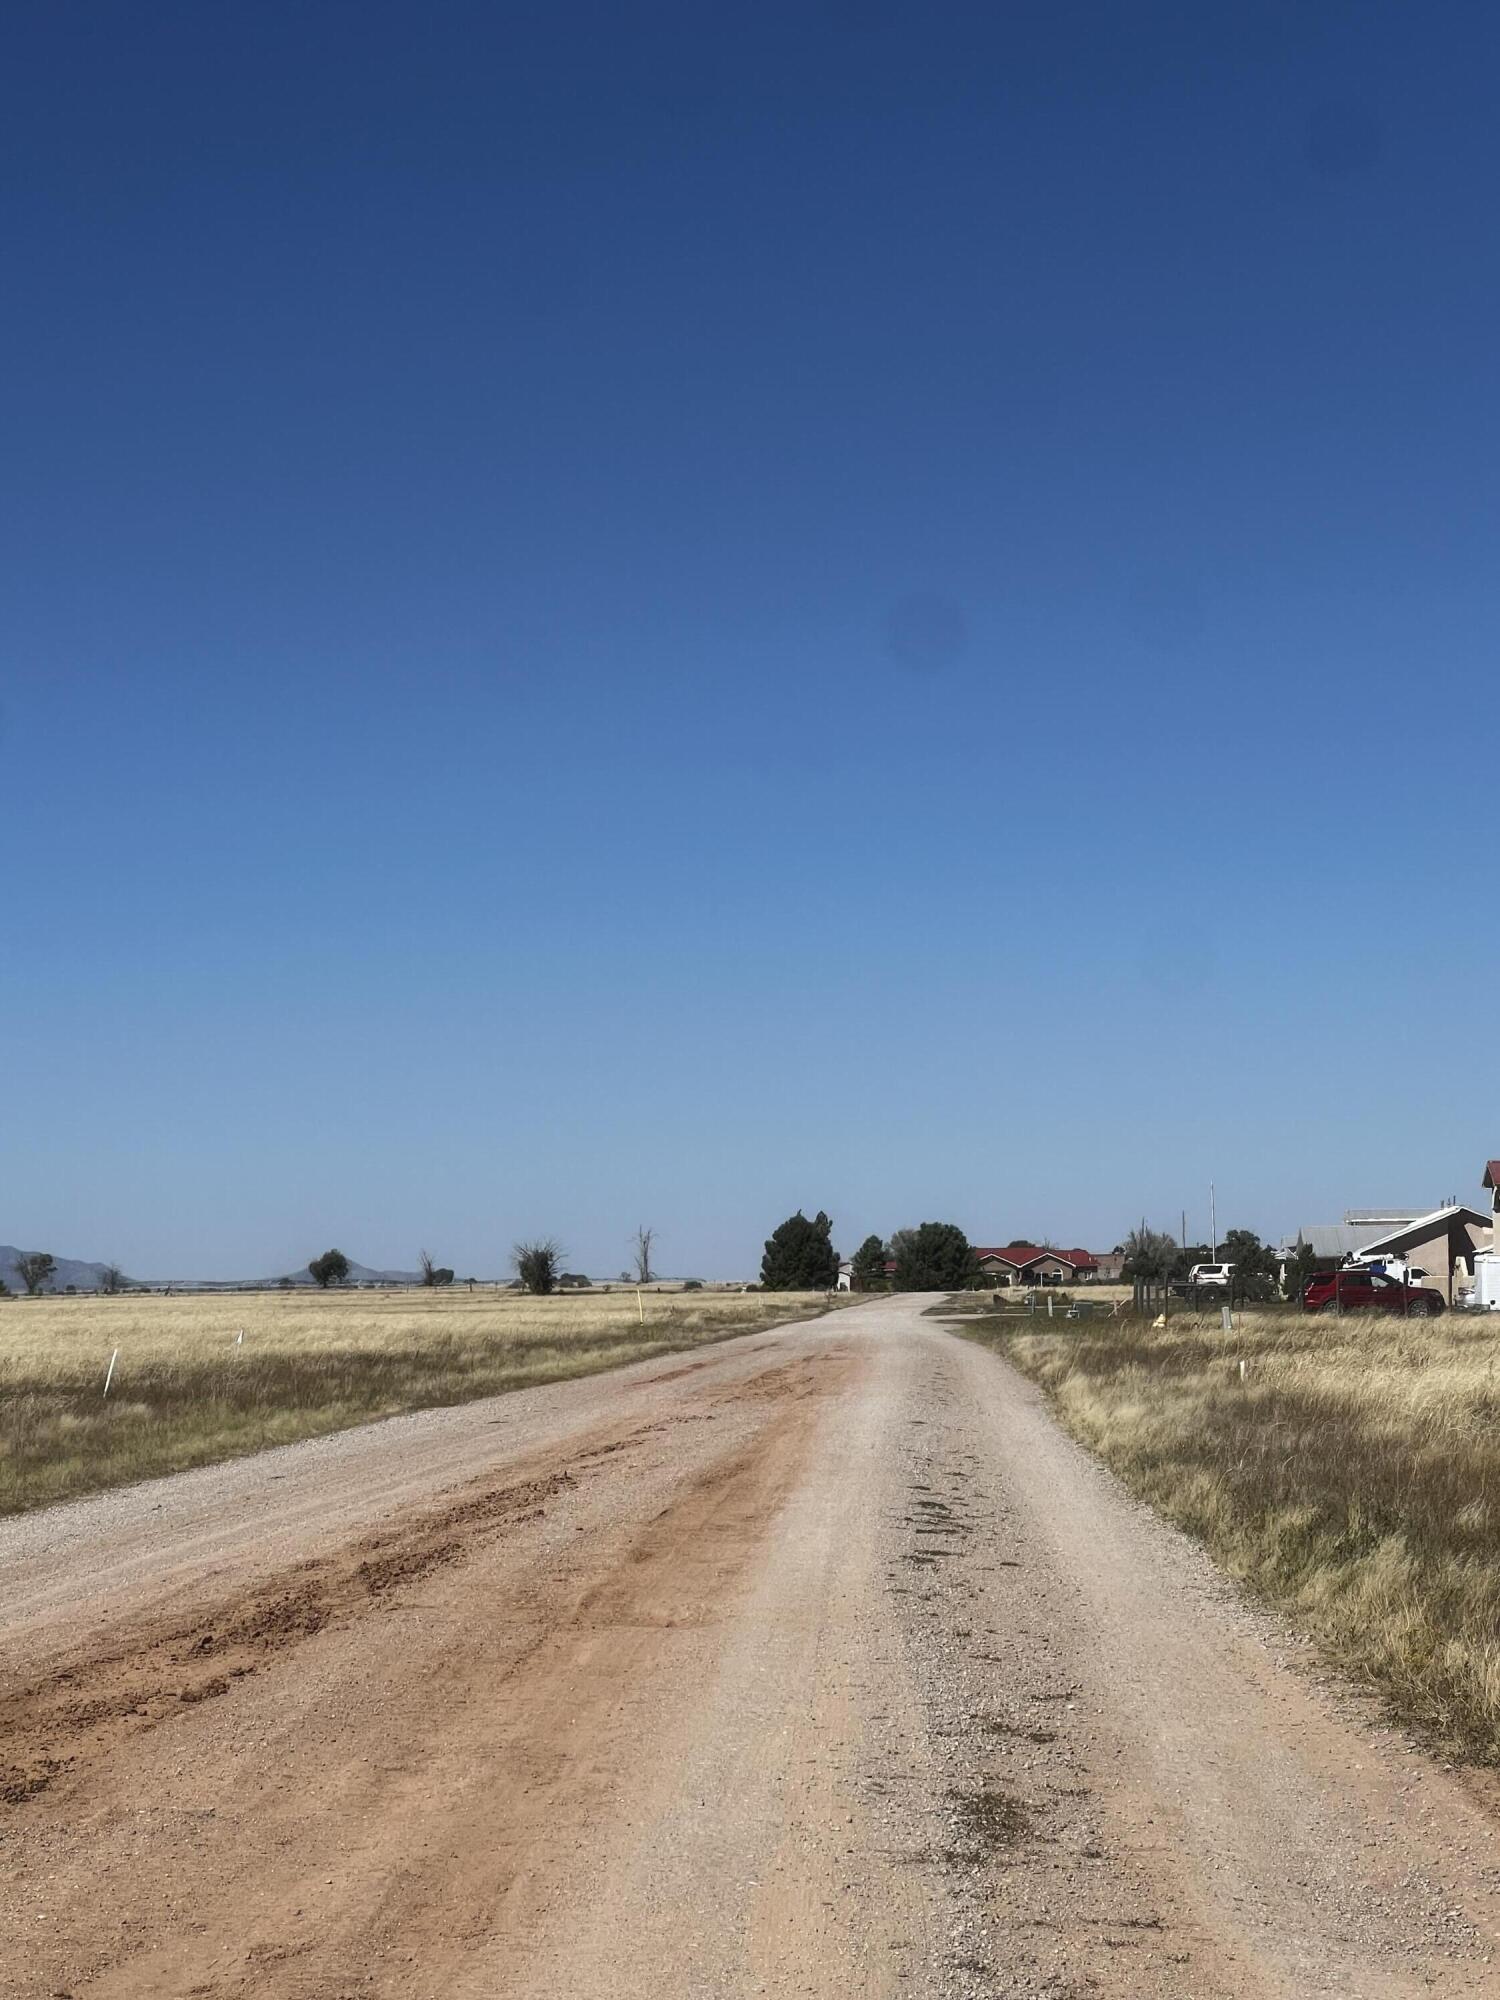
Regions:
[[0, 1367, 823, 1812], [0, 1344, 860, 2000], [0, 1463, 575, 1806]]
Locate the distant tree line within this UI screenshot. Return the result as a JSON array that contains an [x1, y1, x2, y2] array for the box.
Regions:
[[755, 1212, 1299, 1300], [757, 1213, 982, 1292], [1121, 1223, 1284, 1301], [0, 1218, 1301, 1305]]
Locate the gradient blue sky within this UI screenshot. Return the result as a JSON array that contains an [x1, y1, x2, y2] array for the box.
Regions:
[[4, 2, 1495, 1279]]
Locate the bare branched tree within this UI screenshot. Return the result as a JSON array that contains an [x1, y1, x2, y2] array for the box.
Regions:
[[632, 1225, 656, 1286], [99, 1264, 125, 1295], [419, 1249, 437, 1287]]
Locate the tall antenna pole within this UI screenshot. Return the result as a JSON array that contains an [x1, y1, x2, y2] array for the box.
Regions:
[[1210, 1183, 1217, 1262]]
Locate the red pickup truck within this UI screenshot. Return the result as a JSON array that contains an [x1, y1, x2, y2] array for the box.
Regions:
[[1302, 1268, 1444, 1317]]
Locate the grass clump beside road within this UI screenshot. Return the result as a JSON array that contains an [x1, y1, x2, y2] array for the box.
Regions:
[[965, 1308, 1500, 1764], [0, 1287, 837, 1515]]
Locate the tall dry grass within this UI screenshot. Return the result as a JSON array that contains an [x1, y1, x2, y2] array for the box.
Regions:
[[969, 1309, 1500, 1763], [0, 1287, 837, 1514]]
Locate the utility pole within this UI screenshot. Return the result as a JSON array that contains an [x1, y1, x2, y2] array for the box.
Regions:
[[1210, 1183, 1217, 1263], [1181, 1210, 1187, 1250]]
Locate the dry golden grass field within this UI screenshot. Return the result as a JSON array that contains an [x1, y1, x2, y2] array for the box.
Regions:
[[0, 1286, 840, 1516], [961, 1305, 1500, 1763]]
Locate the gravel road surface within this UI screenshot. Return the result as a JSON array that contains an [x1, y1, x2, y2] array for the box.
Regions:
[[4, 1292, 1500, 1997]]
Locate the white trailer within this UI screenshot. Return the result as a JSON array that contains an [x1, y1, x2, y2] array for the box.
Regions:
[[1472, 1250, 1500, 1311]]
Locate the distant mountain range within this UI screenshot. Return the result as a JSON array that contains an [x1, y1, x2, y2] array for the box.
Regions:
[[286, 1259, 424, 1288], [0, 1246, 426, 1293], [0, 1246, 123, 1294]]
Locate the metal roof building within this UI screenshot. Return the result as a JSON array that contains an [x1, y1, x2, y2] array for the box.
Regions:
[[1281, 1206, 1491, 1303], [1276, 1213, 1419, 1262]]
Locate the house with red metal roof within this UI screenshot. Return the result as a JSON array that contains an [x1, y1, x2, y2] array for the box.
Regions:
[[973, 1244, 1101, 1286]]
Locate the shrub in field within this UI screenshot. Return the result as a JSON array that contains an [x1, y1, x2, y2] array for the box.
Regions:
[[513, 1239, 563, 1295]]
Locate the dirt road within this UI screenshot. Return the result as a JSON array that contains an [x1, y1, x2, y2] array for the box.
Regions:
[[5, 1294, 1500, 1998]]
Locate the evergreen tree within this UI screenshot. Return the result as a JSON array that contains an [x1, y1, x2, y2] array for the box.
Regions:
[[760, 1210, 839, 1290], [891, 1222, 977, 1291], [850, 1234, 889, 1290]]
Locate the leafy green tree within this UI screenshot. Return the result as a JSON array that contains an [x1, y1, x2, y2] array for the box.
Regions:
[[850, 1234, 889, 1291], [761, 1210, 839, 1290], [513, 1238, 563, 1294], [1221, 1228, 1278, 1302], [308, 1248, 351, 1288], [15, 1251, 56, 1296], [891, 1222, 977, 1291]]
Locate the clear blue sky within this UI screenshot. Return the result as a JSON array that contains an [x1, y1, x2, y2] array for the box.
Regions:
[[4, 2, 1495, 1279]]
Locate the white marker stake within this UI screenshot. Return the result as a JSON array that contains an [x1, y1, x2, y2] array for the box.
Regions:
[[103, 1347, 119, 1397], [236, 1329, 244, 1347], [636, 1288, 644, 1323]]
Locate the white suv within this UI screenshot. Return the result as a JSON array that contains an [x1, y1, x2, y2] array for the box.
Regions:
[[1187, 1262, 1235, 1288]]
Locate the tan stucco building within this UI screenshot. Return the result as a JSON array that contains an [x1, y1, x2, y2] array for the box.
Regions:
[[1355, 1205, 1491, 1304]]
